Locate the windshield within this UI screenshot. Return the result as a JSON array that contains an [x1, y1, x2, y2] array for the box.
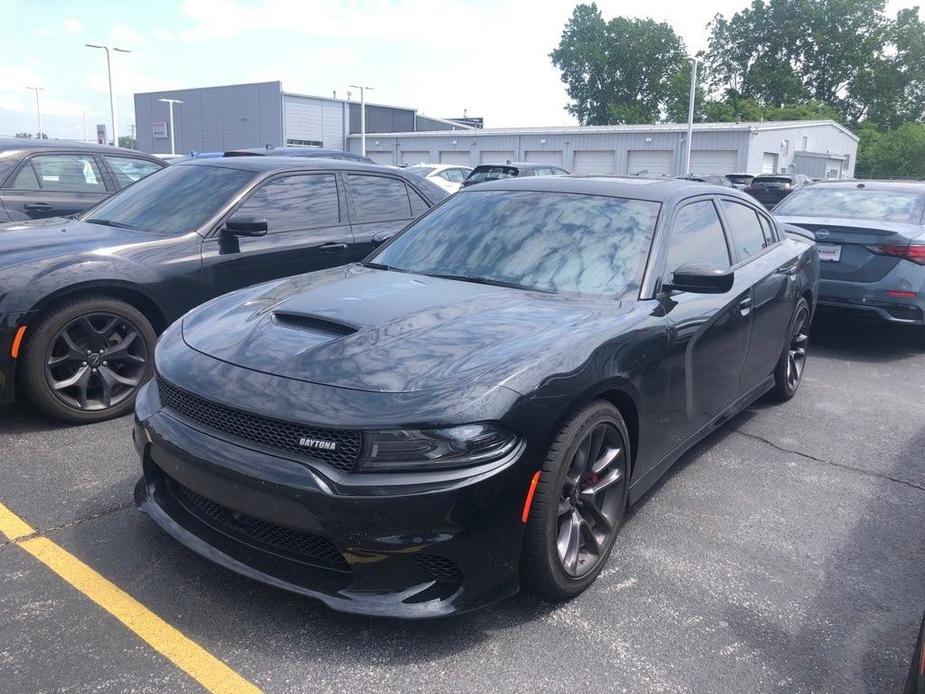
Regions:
[[774, 187, 925, 224], [406, 166, 436, 177], [83, 164, 255, 233], [466, 166, 518, 184], [371, 190, 660, 297]]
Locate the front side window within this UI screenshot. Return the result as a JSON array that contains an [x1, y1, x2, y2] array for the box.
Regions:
[[665, 201, 731, 275], [347, 174, 412, 223], [721, 200, 768, 260], [372, 190, 660, 298], [13, 154, 106, 193], [235, 174, 340, 232], [82, 163, 255, 234], [104, 156, 163, 188]]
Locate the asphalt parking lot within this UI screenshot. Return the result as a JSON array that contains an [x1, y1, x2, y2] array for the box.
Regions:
[[1, 310, 923, 694]]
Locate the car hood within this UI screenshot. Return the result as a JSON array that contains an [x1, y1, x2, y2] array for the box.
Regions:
[[181, 265, 623, 394], [0, 216, 150, 268]]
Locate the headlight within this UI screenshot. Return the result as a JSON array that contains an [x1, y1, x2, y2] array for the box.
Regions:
[[358, 423, 519, 472]]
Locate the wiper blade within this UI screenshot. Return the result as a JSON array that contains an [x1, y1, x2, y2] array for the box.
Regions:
[[360, 261, 392, 271], [85, 218, 138, 230], [423, 273, 556, 293]]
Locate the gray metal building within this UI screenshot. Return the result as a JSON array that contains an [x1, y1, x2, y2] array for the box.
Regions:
[[133, 81, 472, 154], [348, 121, 858, 178]]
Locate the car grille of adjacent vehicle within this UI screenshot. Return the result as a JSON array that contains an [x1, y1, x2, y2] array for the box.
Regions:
[[156, 376, 362, 472], [171, 479, 350, 572], [413, 554, 462, 584]]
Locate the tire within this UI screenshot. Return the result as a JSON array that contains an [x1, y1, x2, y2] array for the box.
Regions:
[[522, 400, 631, 600], [768, 297, 811, 402], [19, 296, 156, 423]]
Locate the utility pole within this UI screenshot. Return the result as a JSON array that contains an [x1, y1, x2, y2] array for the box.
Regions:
[[86, 44, 131, 145], [81, 110, 87, 141], [349, 84, 374, 156], [128, 123, 136, 148], [158, 99, 183, 155], [26, 86, 45, 138], [684, 57, 699, 175]]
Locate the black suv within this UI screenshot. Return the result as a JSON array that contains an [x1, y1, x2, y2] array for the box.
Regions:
[[462, 162, 568, 187], [744, 173, 813, 209], [0, 138, 165, 220], [0, 157, 447, 422]]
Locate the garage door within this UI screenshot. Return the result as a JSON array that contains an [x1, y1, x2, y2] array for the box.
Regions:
[[480, 151, 515, 165], [400, 151, 429, 166], [761, 153, 779, 174], [690, 150, 737, 174], [440, 151, 470, 166], [524, 150, 563, 166], [825, 158, 843, 179], [627, 150, 673, 176], [572, 151, 615, 175], [366, 151, 393, 165]]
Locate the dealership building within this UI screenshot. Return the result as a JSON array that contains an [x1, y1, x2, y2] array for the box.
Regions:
[[134, 81, 857, 178]]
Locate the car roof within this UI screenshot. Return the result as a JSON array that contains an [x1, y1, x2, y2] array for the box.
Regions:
[[459, 174, 754, 203], [0, 137, 156, 158], [803, 179, 925, 193], [177, 156, 404, 173], [223, 147, 368, 158]]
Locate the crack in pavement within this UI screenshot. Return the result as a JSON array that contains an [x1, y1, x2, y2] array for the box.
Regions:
[[730, 428, 925, 493], [0, 502, 134, 548]]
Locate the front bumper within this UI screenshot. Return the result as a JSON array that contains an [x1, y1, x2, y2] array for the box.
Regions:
[[818, 276, 925, 325], [133, 380, 535, 618]]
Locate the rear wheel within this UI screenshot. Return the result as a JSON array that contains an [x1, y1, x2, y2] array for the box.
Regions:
[[20, 297, 156, 423], [769, 297, 811, 402], [522, 401, 630, 599]]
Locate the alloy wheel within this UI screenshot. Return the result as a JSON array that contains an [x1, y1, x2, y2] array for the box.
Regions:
[[556, 422, 627, 578], [44, 312, 148, 411], [786, 306, 810, 390]]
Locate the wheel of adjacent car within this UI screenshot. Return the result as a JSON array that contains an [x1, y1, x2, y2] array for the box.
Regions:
[[768, 297, 811, 402], [522, 400, 630, 599], [19, 296, 156, 423]]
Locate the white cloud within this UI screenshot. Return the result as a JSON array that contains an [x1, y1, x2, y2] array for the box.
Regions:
[[64, 18, 82, 34], [111, 23, 142, 45]]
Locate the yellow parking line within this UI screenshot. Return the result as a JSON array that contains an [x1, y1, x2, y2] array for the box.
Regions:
[[0, 501, 261, 694]]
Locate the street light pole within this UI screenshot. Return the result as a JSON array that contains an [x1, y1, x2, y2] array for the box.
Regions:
[[86, 44, 131, 146], [25, 86, 45, 138], [349, 84, 374, 156], [158, 99, 183, 155], [684, 57, 699, 175]]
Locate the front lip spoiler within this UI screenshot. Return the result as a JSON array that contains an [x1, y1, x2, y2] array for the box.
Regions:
[[135, 477, 510, 619]]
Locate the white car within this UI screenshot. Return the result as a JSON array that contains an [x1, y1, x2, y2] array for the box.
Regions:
[[405, 164, 473, 193]]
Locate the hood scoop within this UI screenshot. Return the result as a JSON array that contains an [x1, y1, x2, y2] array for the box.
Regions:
[[273, 312, 357, 337]]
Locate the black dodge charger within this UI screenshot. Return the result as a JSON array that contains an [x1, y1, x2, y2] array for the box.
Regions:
[[134, 177, 819, 617]]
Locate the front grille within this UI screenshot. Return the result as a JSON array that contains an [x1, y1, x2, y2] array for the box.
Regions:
[[171, 479, 349, 571], [157, 376, 362, 472], [414, 554, 462, 584]]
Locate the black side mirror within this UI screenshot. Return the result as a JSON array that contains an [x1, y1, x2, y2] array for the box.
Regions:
[[664, 264, 734, 294], [223, 216, 268, 236]]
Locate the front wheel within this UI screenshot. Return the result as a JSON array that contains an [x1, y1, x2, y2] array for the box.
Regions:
[[768, 297, 811, 402], [19, 296, 156, 423], [521, 401, 630, 599]]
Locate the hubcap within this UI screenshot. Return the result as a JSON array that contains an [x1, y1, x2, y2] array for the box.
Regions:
[[556, 422, 626, 578], [786, 307, 810, 390], [44, 312, 148, 411]]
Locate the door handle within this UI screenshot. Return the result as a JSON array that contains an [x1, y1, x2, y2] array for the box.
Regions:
[[738, 296, 753, 316], [23, 202, 53, 211], [319, 242, 349, 252]]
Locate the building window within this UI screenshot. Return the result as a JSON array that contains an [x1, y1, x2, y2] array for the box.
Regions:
[[286, 139, 323, 147], [801, 136, 808, 151], [782, 139, 790, 155]]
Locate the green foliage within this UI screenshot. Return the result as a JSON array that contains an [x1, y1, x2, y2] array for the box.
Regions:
[[14, 132, 32, 139], [118, 136, 136, 149], [550, 3, 686, 124], [855, 122, 925, 178]]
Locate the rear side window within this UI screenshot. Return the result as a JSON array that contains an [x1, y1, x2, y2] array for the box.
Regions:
[[236, 174, 340, 232], [665, 201, 731, 275], [13, 154, 106, 193], [408, 186, 430, 217], [722, 200, 769, 260], [347, 174, 412, 223], [104, 156, 163, 188]]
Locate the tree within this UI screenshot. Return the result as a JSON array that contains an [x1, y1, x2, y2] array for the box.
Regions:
[[551, 4, 687, 124], [14, 132, 32, 139], [855, 122, 925, 178], [118, 136, 136, 149]]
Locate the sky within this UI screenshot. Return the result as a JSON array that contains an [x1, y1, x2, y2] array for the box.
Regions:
[[2, 0, 923, 141]]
